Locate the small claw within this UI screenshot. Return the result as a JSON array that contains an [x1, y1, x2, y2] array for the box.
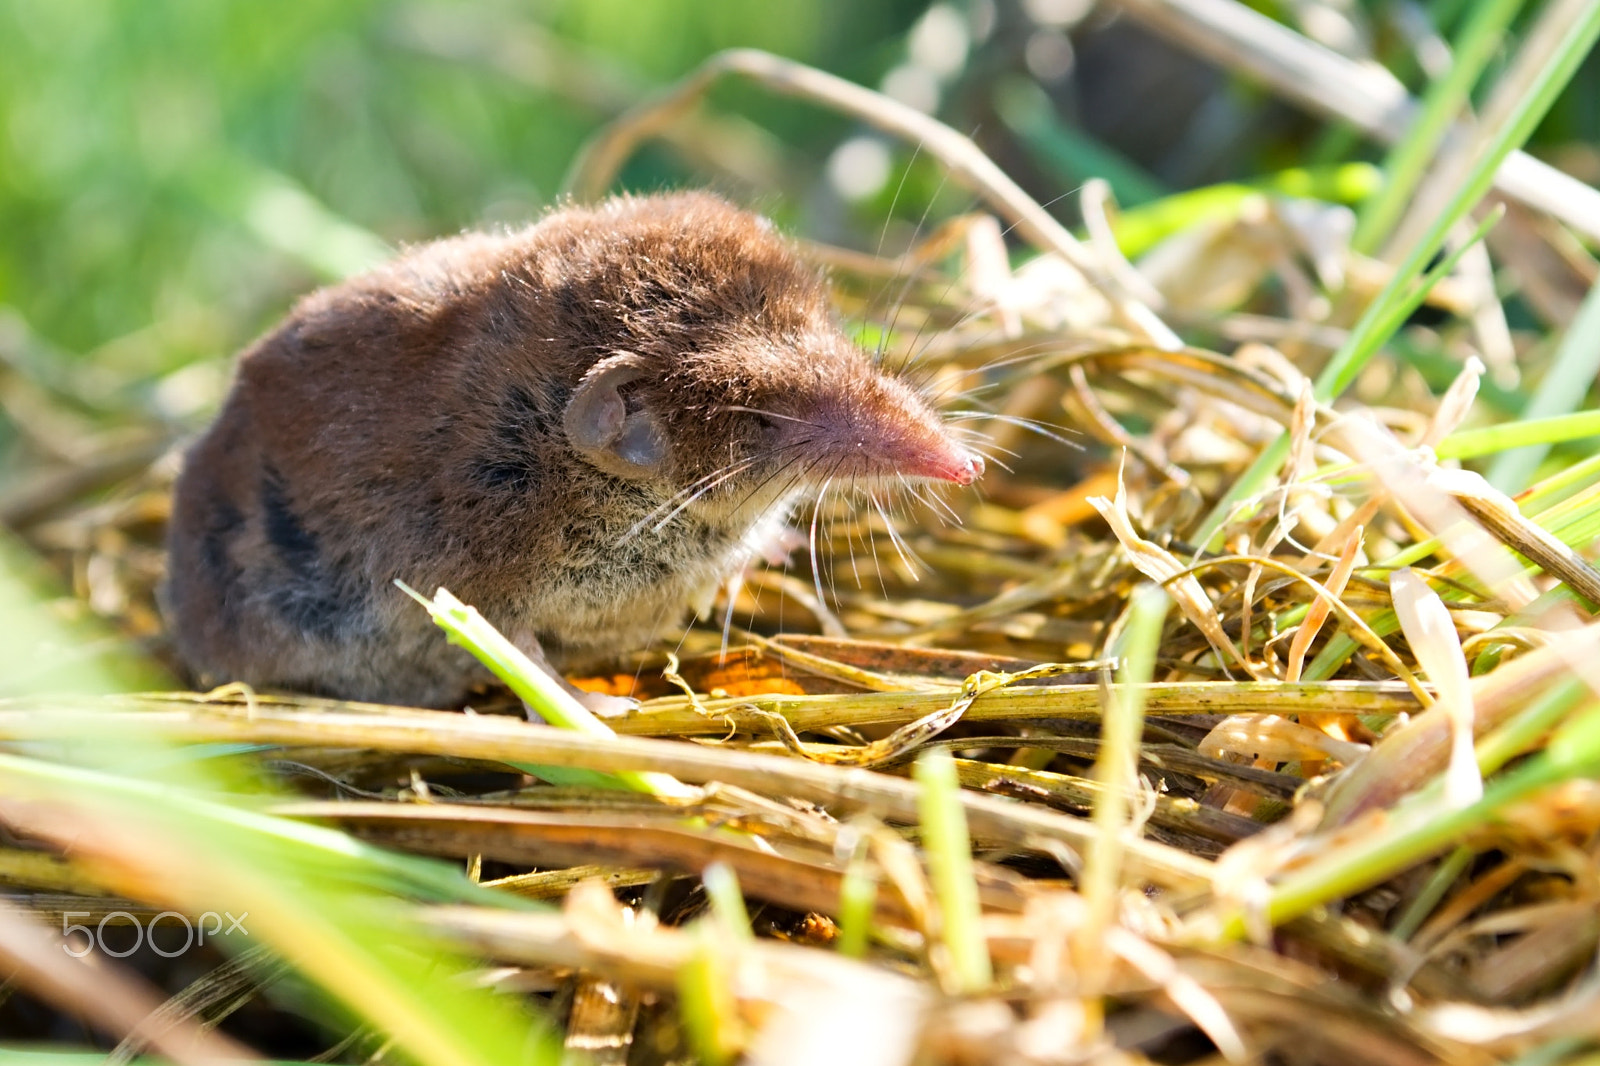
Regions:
[[523, 690, 639, 722], [576, 690, 641, 719], [755, 525, 808, 567]]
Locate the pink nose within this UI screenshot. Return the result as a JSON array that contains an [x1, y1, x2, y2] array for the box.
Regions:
[[950, 451, 984, 486]]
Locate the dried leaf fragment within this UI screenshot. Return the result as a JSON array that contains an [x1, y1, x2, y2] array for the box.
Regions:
[[1089, 464, 1252, 677], [1390, 567, 1480, 808]]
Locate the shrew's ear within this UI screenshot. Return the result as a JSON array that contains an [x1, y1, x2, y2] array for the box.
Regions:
[[563, 352, 668, 480]]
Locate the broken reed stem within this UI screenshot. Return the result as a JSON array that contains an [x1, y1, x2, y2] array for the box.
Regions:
[[612, 682, 1419, 734]]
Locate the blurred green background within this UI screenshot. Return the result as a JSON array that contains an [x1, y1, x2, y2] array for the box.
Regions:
[[0, 0, 1596, 458], [0, 0, 954, 392]]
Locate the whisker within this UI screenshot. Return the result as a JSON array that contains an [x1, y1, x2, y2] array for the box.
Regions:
[[712, 405, 818, 427], [947, 427, 1021, 460], [877, 145, 920, 260], [914, 333, 1073, 393], [966, 447, 1014, 474], [947, 410, 1083, 449], [624, 436, 823, 544], [808, 472, 837, 617], [880, 181, 961, 373], [826, 462, 857, 606], [909, 474, 961, 524], [647, 459, 763, 534], [894, 473, 940, 527], [898, 183, 1107, 372], [621, 456, 763, 540], [871, 490, 924, 579], [717, 442, 825, 524], [893, 262, 980, 377], [975, 340, 1081, 374], [867, 143, 925, 360], [842, 483, 867, 590], [720, 562, 745, 656], [857, 480, 889, 594], [932, 380, 1002, 406]]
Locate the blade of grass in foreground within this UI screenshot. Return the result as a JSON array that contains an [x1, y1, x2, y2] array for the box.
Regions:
[[398, 582, 694, 797], [916, 747, 992, 992], [702, 861, 753, 943], [1487, 274, 1600, 493], [1079, 584, 1168, 1033], [1083, 585, 1169, 933], [1436, 409, 1600, 460], [835, 840, 879, 959], [0, 752, 558, 1066], [0, 533, 559, 1063], [679, 921, 742, 1066], [0, 1049, 312, 1056], [1352, 0, 1530, 254], [0, 751, 540, 907]]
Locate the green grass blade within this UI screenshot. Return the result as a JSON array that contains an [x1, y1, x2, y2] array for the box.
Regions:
[[915, 747, 992, 992], [1353, 0, 1530, 254], [1315, 205, 1504, 402], [398, 583, 694, 797], [836, 844, 878, 959], [678, 923, 740, 1066], [1436, 409, 1600, 460], [1486, 274, 1600, 492], [1083, 584, 1169, 929], [1319, 0, 1600, 401], [1196, 202, 1500, 549], [1194, 1, 1600, 549], [0, 752, 542, 906], [1108, 164, 1380, 259], [0, 753, 555, 1066], [703, 862, 753, 942], [1209, 723, 1592, 941]]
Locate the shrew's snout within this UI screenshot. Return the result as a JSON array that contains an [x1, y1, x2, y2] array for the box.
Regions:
[[893, 438, 985, 485], [786, 373, 986, 487], [945, 450, 985, 485]]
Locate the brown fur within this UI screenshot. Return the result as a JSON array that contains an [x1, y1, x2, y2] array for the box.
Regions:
[[164, 192, 982, 707]]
